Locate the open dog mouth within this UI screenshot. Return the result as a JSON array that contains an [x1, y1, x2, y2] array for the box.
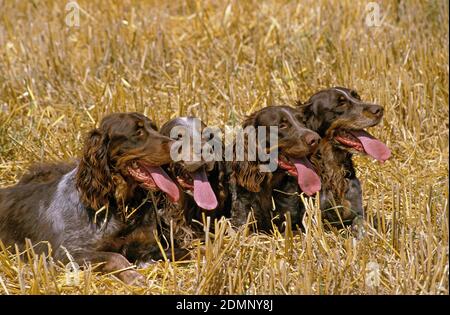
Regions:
[[334, 129, 391, 162], [127, 161, 180, 202], [175, 165, 218, 211], [277, 154, 321, 196]]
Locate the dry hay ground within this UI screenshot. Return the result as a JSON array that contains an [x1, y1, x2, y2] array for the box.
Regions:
[[0, 0, 448, 294]]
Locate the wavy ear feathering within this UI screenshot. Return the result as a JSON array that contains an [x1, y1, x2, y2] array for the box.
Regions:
[[233, 159, 266, 193], [232, 111, 269, 192], [76, 128, 113, 211]]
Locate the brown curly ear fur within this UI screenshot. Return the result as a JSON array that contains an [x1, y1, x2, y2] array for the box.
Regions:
[[76, 128, 113, 210], [233, 160, 265, 192], [233, 111, 267, 192], [310, 139, 348, 201]]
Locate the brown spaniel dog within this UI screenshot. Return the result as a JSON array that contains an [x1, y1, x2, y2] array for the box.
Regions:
[[0, 113, 188, 284], [230, 106, 321, 232], [159, 117, 230, 234], [297, 87, 391, 232]]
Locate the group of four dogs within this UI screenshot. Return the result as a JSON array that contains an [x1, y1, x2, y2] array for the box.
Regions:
[[0, 87, 391, 284]]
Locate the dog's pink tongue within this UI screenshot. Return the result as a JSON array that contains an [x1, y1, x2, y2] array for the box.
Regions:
[[290, 157, 321, 196], [350, 130, 391, 162], [146, 166, 180, 202], [192, 168, 218, 210]]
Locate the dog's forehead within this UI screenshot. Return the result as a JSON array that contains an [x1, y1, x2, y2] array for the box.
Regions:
[[256, 107, 281, 124], [308, 88, 357, 108], [101, 113, 154, 136], [113, 118, 137, 134], [264, 110, 280, 121], [332, 87, 362, 100], [279, 107, 299, 122], [161, 117, 206, 137], [130, 112, 156, 128], [333, 87, 353, 98]]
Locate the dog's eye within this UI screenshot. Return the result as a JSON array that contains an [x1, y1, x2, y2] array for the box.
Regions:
[[350, 91, 361, 100], [135, 129, 145, 137], [338, 96, 347, 104], [279, 121, 289, 129]]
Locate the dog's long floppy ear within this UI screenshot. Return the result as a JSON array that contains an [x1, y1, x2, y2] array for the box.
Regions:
[[232, 110, 268, 192], [233, 158, 266, 192], [76, 128, 113, 211], [296, 99, 324, 133]]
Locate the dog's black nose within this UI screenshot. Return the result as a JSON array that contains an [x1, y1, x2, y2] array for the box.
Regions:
[[367, 105, 384, 116], [304, 132, 320, 148]]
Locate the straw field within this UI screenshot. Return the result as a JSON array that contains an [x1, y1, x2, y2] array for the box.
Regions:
[[0, 0, 448, 294]]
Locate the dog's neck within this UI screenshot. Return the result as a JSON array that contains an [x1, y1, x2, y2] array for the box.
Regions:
[[85, 178, 153, 227], [312, 139, 356, 200]]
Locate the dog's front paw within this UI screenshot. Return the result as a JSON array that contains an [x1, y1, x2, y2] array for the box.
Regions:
[[351, 216, 366, 240], [136, 259, 157, 269], [119, 269, 147, 286]]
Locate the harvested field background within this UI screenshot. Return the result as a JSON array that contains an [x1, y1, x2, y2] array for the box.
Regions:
[[0, 0, 448, 294]]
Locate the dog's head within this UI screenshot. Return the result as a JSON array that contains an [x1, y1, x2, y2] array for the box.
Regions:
[[76, 112, 180, 211], [234, 106, 321, 196], [160, 117, 220, 210], [298, 87, 391, 162]]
